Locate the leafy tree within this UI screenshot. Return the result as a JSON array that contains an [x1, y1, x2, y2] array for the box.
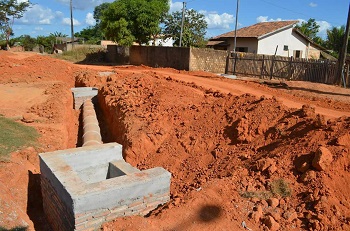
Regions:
[[93, 2, 110, 25], [100, 0, 169, 46], [11, 34, 36, 50], [325, 26, 346, 56], [295, 18, 321, 42], [0, 0, 31, 48], [75, 26, 102, 44], [163, 9, 207, 47], [37, 35, 55, 52]]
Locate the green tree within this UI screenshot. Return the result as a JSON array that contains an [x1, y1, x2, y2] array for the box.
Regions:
[[75, 26, 102, 44], [325, 26, 346, 56], [11, 34, 36, 50], [93, 2, 110, 25], [295, 18, 321, 42], [100, 0, 169, 46], [74, 3, 109, 44], [49, 31, 68, 37], [0, 0, 31, 48], [36, 35, 55, 52], [163, 9, 207, 47]]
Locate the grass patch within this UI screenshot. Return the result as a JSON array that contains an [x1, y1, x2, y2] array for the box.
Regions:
[[55, 46, 106, 63], [269, 178, 292, 198], [240, 178, 292, 199], [0, 226, 27, 231], [0, 116, 39, 161]]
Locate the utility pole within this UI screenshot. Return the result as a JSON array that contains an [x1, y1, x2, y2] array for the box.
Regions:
[[233, 0, 240, 53], [70, 0, 75, 50], [179, 2, 186, 47], [337, 3, 350, 87]]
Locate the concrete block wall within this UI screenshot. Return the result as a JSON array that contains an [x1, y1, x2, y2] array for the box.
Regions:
[[189, 48, 228, 73], [129, 46, 190, 70], [40, 143, 171, 231], [106, 45, 130, 64]]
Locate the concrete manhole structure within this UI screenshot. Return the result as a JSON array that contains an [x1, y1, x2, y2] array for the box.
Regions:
[[40, 87, 171, 230]]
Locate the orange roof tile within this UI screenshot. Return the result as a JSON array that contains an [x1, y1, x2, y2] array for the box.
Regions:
[[212, 20, 299, 39]]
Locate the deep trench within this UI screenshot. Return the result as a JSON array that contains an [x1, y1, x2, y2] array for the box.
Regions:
[[76, 96, 114, 147]]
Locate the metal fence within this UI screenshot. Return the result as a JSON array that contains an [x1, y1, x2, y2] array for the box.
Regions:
[[226, 52, 347, 86]]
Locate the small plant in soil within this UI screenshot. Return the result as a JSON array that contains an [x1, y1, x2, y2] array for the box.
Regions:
[[240, 178, 292, 199], [269, 178, 292, 198], [0, 226, 27, 231]]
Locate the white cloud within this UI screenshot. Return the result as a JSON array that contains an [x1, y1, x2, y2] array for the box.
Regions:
[[62, 18, 81, 26], [35, 27, 43, 31], [256, 16, 282, 23], [55, 0, 114, 10], [200, 11, 234, 29], [317, 20, 331, 37], [17, 5, 58, 25], [85, 12, 96, 26], [309, 2, 318, 7], [257, 16, 268, 23], [55, 11, 64, 18], [169, 0, 183, 13]]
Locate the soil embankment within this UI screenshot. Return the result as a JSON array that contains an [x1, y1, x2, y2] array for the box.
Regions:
[[1, 51, 350, 230]]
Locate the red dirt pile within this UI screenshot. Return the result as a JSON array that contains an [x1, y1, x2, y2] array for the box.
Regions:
[[81, 72, 350, 230]]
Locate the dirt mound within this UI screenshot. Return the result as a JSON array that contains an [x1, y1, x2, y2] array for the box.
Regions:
[[0, 51, 77, 86], [95, 72, 350, 230]]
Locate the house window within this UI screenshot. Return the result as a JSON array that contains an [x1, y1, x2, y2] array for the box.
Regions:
[[294, 50, 302, 58], [283, 45, 288, 51], [237, 47, 248, 52]]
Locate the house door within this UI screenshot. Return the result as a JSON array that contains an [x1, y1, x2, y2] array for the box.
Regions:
[[293, 50, 302, 58]]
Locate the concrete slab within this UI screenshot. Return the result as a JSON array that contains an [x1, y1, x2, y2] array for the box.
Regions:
[[40, 143, 171, 231], [71, 87, 98, 109]]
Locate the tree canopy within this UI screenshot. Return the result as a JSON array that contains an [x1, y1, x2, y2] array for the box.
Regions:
[[100, 0, 169, 46], [295, 18, 321, 42], [163, 9, 207, 47], [0, 0, 31, 47], [325, 26, 346, 55], [93, 2, 110, 25]]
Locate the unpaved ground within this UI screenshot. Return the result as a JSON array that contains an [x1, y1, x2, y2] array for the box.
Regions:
[[1, 51, 350, 231]]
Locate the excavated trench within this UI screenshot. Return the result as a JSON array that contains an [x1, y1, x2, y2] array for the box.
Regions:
[[38, 84, 171, 231]]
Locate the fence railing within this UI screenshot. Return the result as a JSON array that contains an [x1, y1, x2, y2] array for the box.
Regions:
[[226, 52, 348, 86]]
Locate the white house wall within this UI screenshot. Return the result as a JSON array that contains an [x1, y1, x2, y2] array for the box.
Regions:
[[227, 38, 258, 53], [257, 27, 309, 58]]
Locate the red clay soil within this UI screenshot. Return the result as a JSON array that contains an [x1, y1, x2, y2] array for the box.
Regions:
[[1, 51, 350, 231]]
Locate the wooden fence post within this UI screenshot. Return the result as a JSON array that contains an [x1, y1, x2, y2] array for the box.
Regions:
[[260, 55, 265, 78], [233, 52, 238, 75], [225, 55, 229, 74], [270, 56, 275, 80], [288, 56, 293, 80]]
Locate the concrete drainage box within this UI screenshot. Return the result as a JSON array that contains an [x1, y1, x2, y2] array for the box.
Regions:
[[39, 143, 171, 231]]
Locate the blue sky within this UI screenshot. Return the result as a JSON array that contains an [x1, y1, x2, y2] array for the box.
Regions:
[[12, 0, 349, 39]]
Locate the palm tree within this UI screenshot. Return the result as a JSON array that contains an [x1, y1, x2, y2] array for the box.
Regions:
[[49, 31, 68, 38], [325, 26, 345, 55]]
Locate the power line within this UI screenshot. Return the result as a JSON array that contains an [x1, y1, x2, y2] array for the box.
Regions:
[[258, 0, 343, 26]]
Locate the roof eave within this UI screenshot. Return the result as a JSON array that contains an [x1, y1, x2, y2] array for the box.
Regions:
[[257, 23, 297, 40]]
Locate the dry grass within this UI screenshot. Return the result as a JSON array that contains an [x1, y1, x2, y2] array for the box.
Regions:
[[240, 178, 292, 199]]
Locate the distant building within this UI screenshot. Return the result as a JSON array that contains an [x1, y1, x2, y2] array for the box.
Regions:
[[207, 20, 332, 60]]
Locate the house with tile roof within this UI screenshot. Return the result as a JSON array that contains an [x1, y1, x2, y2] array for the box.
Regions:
[[207, 20, 327, 59]]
